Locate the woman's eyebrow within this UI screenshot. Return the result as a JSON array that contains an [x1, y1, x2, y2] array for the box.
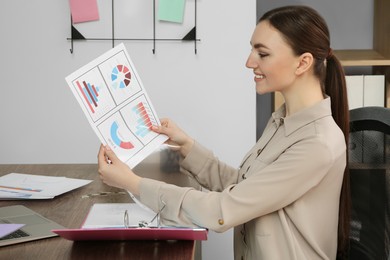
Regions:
[[253, 43, 268, 49]]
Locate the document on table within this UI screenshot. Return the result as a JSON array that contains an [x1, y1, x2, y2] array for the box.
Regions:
[[0, 173, 92, 200], [65, 43, 168, 168], [82, 203, 207, 230], [82, 203, 157, 228]]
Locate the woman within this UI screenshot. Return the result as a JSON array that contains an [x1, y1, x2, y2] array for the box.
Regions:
[[98, 5, 350, 259]]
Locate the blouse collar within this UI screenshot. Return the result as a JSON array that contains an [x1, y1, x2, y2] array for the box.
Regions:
[[272, 97, 333, 136]]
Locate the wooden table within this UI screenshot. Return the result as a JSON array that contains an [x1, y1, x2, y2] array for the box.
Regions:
[[0, 150, 202, 260]]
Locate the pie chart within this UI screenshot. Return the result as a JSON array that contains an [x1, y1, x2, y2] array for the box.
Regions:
[[111, 64, 131, 89], [110, 121, 134, 149]]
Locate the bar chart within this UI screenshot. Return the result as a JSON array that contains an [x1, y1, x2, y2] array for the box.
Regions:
[[72, 67, 116, 122], [76, 80, 100, 114], [133, 102, 153, 138]]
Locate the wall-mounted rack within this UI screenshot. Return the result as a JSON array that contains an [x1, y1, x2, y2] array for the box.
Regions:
[[67, 0, 200, 54]]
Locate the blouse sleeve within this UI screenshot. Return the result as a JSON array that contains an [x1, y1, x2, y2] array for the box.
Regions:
[[139, 136, 344, 232], [179, 141, 240, 192]]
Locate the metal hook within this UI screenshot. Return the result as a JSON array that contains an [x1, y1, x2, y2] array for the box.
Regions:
[[70, 40, 74, 54], [69, 15, 74, 54]]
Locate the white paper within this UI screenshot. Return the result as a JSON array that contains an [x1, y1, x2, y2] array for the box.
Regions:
[[346, 75, 364, 110], [346, 75, 385, 109], [0, 173, 92, 200], [65, 43, 168, 168], [82, 203, 157, 228], [363, 75, 385, 107]]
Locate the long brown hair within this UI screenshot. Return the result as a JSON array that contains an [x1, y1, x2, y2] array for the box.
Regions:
[[259, 5, 350, 258]]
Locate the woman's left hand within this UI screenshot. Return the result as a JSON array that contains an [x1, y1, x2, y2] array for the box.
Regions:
[[97, 144, 141, 195]]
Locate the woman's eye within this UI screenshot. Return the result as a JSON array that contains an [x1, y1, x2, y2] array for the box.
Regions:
[[259, 53, 269, 58]]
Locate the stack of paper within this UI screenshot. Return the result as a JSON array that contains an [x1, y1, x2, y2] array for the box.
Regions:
[[0, 173, 92, 199], [82, 203, 157, 228]]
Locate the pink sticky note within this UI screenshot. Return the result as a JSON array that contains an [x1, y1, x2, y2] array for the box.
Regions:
[[69, 0, 100, 24]]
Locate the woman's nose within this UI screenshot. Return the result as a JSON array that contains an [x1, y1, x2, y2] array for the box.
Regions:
[[245, 53, 256, 69]]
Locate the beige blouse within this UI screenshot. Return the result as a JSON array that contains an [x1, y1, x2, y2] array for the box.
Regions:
[[139, 97, 346, 260]]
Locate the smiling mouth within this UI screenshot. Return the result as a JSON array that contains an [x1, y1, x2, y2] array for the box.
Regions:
[[255, 74, 265, 79]]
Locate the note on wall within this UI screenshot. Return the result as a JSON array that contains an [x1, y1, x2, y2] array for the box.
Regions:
[[65, 43, 168, 168], [158, 0, 186, 23], [69, 0, 100, 24]]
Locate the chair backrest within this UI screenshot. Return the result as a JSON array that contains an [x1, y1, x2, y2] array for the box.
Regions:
[[348, 106, 390, 260]]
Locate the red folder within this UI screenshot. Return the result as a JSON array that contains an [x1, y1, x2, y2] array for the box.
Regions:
[[52, 203, 208, 241], [52, 227, 207, 241]]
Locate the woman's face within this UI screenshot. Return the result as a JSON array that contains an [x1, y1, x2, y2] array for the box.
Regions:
[[246, 21, 300, 95]]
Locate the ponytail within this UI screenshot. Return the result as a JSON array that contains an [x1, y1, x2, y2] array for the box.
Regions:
[[325, 54, 351, 259], [325, 54, 349, 137]]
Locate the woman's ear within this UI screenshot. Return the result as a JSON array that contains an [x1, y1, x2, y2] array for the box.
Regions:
[[295, 52, 314, 75]]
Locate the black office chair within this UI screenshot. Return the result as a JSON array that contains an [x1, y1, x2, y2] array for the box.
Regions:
[[348, 106, 390, 260]]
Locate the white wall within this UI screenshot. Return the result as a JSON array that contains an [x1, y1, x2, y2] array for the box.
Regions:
[[0, 1, 256, 259]]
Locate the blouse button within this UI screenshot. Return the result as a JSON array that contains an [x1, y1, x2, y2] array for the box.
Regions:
[[218, 219, 224, 225]]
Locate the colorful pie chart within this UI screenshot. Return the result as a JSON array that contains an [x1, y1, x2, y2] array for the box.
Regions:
[[110, 121, 134, 149], [111, 64, 131, 89]]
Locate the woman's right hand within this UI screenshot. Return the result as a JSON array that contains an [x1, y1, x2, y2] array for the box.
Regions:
[[151, 118, 194, 157]]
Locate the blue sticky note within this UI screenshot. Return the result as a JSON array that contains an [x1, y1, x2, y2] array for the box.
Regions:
[[158, 0, 186, 23], [0, 224, 25, 238]]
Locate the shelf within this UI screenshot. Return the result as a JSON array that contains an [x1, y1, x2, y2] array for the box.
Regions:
[[272, 0, 390, 110], [334, 49, 390, 67]]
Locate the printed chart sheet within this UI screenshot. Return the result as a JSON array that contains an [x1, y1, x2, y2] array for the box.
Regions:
[[66, 43, 168, 168]]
